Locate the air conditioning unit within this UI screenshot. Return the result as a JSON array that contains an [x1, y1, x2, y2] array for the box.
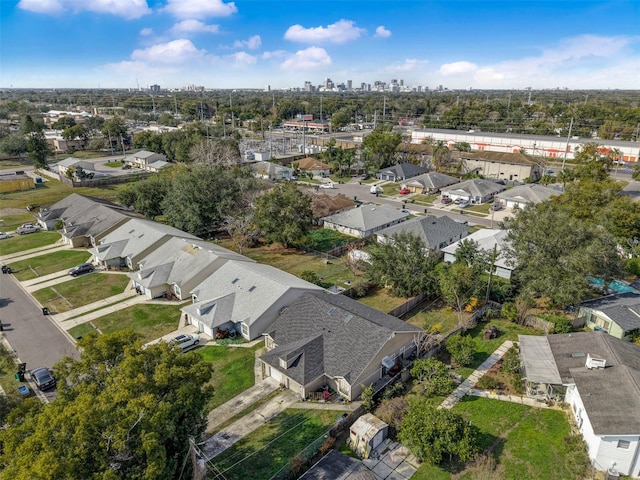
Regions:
[[585, 353, 606, 369]]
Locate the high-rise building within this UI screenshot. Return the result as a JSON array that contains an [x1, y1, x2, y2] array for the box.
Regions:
[[346, 80, 352, 90]]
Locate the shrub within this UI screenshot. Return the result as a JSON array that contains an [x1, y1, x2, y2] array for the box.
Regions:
[[446, 334, 475, 367], [501, 302, 518, 322], [626, 257, 640, 276], [360, 384, 375, 412], [501, 348, 521, 374], [375, 397, 408, 428], [319, 436, 335, 455], [382, 381, 406, 400], [301, 270, 322, 286], [476, 376, 498, 390], [350, 280, 370, 299]]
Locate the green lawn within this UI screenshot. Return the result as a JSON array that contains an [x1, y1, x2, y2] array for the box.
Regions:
[[9, 250, 92, 281], [104, 161, 124, 168], [413, 397, 588, 480], [67, 303, 185, 343], [0, 231, 60, 256], [467, 203, 491, 214], [32, 273, 130, 313], [356, 286, 411, 313], [0, 213, 35, 232], [305, 228, 353, 253], [412, 194, 438, 205], [406, 303, 461, 334], [211, 409, 348, 480], [197, 342, 264, 410]]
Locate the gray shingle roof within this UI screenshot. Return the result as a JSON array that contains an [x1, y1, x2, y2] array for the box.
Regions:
[[377, 215, 469, 249], [441, 229, 512, 270], [129, 238, 252, 289], [377, 162, 429, 180], [520, 332, 640, 435], [299, 450, 376, 480], [579, 293, 640, 333], [260, 292, 421, 387], [440, 178, 505, 198], [91, 218, 198, 263], [496, 184, 562, 204], [37, 194, 123, 223], [322, 204, 408, 232], [404, 172, 459, 190], [182, 261, 322, 330], [61, 205, 134, 240]]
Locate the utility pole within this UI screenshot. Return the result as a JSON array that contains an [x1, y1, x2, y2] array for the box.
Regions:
[[229, 93, 234, 129], [383, 96, 387, 125], [188, 437, 206, 480], [561, 117, 574, 171]]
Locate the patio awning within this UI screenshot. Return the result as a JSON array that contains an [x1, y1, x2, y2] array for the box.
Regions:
[[518, 335, 562, 384]]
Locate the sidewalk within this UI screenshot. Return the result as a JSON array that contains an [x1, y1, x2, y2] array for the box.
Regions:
[[203, 387, 299, 460], [54, 291, 146, 331], [467, 388, 561, 409], [0, 242, 68, 264], [21, 268, 73, 289], [439, 340, 513, 409]]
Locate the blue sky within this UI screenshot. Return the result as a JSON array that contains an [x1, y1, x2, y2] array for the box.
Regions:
[[1, 0, 639, 90]]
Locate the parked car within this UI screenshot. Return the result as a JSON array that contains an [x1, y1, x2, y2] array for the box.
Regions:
[[319, 183, 336, 189], [171, 333, 200, 352], [0, 232, 10, 240], [26, 204, 39, 211], [370, 185, 383, 194], [122, 164, 132, 170], [453, 198, 463, 205], [440, 197, 453, 204], [398, 188, 410, 195], [490, 203, 503, 211], [68, 263, 95, 277], [16, 224, 41, 235], [30, 367, 56, 390], [458, 200, 471, 208]]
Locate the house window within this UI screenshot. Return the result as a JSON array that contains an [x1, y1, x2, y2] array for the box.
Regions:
[[617, 440, 631, 449], [241, 322, 249, 338]]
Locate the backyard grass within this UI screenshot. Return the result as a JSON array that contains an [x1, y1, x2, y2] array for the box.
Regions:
[[211, 408, 348, 480], [405, 300, 462, 334], [356, 286, 411, 313], [0, 176, 127, 210], [304, 228, 353, 253], [411, 397, 586, 480], [0, 231, 60, 256], [0, 213, 35, 232], [67, 303, 185, 343], [32, 273, 131, 313], [197, 342, 264, 410], [9, 250, 92, 281]]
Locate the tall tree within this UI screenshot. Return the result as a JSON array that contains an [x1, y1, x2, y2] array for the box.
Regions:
[[438, 262, 485, 330], [0, 331, 212, 480], [367, 231, 442, 298], [162, 164, 257, 236], [190, 138, 241, 166], [503, 202, 622, 306], [253, 182, 313, 248], [117, 175, 171, 219], [361, 126, 402, 171]]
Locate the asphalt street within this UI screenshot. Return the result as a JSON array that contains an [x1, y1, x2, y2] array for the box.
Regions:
[[0, 272, 78, 372]]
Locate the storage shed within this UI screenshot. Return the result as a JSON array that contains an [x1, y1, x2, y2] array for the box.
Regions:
[[349, 413, 389, 459]]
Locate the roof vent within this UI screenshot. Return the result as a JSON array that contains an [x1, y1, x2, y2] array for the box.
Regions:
[[232, 278, 239, 284], [571, 352, 585, 358], [585, 353, 606, 369], [344, 314, 353, 323], [327, 306, 336, 315], [249, 286, 256, 292]]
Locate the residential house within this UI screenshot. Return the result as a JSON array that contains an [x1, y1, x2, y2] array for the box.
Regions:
[[495, 184, 562, 209], [129, 238, 252, 300], [259, 291, 423, 401], [0, 173, 33, 193], [296, 157, 331, 178], [89, 218, 199, 270], [309, 193, 356, 225], [458, 151, 543, 182], [376, 215, 470, 250], [403, 172, 459, 194], [322, 204, 409, 238], [60, 204, 135, 248], [519, 332, 640, 478], [440, 178, 506, 204], [442, 229, 513, 279], [577, 293, 640, 340], [250, 161, 294, 181], [299, 450, 376, 480], [123, 150, 169, 171], [182, 261, 324, 340], [376, 162, 429, 182], [35, 194, 123, 231], [55, 158, 96, 177]]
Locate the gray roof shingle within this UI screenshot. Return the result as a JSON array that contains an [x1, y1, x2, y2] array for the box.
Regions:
[[322, 204, 408, 233], [579, 293, 640, 333], [377, 162, 429, 180], [377, 215, 469, 249], [260, 292, 421, 387]]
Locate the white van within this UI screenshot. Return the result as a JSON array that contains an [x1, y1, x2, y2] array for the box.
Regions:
[[370, 185, 382, 194]]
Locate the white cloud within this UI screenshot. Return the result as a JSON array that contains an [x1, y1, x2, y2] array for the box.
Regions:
[[169, 20, 220, 36], [439, 61, 478, 76], [232, 35, 261, 50], [281, 47, 331, 70], [374, 26, 391, 39], [386, 58, 427, 73], [262, 50, 288, 60], [228, 52, 257, 66], [131, 39, 207, 64], [101, 60, 175, 76], [162, 0, 237, 19], [18, 0, 151, 19], [140, 27, 153, 36], [284, 19, 365, 44]]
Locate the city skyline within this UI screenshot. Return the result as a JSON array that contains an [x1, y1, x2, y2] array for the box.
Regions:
[[1, 0, 639, 91]]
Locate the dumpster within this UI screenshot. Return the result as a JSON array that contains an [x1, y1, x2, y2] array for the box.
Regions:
[[18, 385, 30, 397]]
